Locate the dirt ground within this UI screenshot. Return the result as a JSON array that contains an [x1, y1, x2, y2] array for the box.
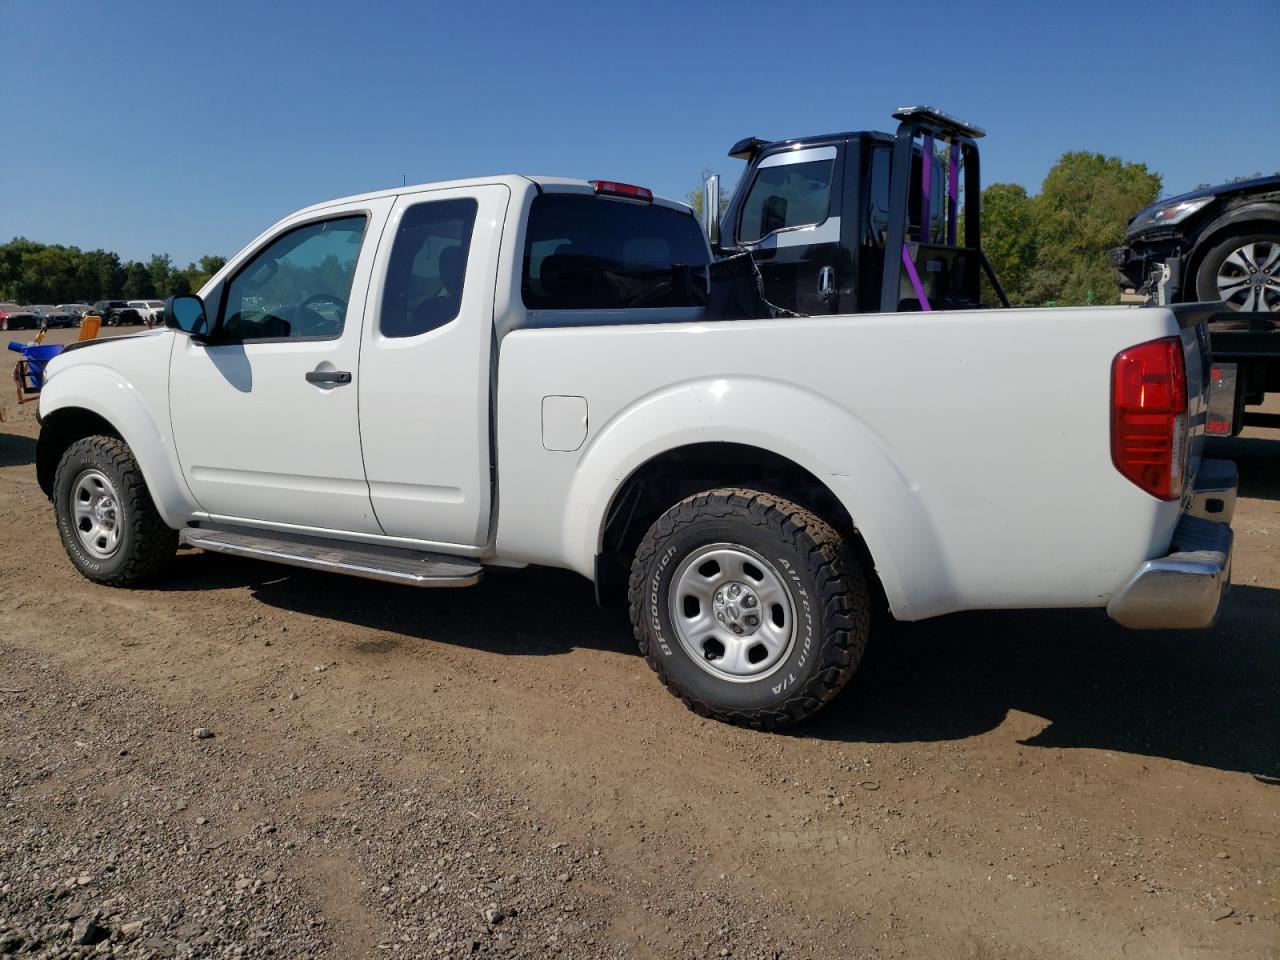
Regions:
[[1, 327, 1277, 959]]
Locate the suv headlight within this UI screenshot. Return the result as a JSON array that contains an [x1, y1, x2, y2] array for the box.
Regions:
[[1128, 196, 1213, 234]]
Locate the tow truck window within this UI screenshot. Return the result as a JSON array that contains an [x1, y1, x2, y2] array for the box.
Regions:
[[380, 198, 478, 338], [737, 151, 835, 244], [220, 215, 366, 342], [522, 194, 709, 310]]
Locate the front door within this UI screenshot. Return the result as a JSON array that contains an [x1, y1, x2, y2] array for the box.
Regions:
[[169, 201, 392, 534], [734, 145, 843, 315]]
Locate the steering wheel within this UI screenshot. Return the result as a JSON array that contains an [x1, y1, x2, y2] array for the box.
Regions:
[[297, 292, 347, 336]]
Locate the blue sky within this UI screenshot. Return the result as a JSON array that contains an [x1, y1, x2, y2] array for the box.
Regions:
[[2, 0, 1276, 266]]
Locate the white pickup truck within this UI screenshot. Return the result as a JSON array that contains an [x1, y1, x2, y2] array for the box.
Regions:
[[35, 174, 1236, 729]]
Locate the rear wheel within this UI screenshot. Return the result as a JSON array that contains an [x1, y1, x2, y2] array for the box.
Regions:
[[627, 488, 870, 729], [53, 436, 176, 585], [1195, 232, 1280, 313]]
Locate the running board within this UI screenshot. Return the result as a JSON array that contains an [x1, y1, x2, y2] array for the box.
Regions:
[[179, 526, 483, 588]]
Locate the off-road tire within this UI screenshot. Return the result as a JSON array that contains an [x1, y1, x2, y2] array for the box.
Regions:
[[627, 488, 870, 729], [53, 435, 177, 586]]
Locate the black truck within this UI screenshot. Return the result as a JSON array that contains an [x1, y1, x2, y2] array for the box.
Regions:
[[1111, 175, 1280, 434], [701, 106, 1007, 320]]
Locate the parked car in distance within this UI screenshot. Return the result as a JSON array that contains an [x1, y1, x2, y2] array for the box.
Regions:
[[90, 300, 143, 327], [127, 299, 165, 327], [0, 302, 40, 331], [57, 304, 94, 326], [27, 304, 74, 328]]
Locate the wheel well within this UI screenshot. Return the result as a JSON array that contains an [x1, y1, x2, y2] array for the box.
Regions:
[[594, 442, 880, 607], [1184, 215, 1280, 300], [36, 408, 120, 499]]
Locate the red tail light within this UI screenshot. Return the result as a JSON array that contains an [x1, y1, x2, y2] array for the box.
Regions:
[[589, 180, 653, 202], [1111, 336, 1188, 500]]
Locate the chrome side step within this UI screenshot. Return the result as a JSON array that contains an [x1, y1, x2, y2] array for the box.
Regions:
[[179, 526, 483, 588]]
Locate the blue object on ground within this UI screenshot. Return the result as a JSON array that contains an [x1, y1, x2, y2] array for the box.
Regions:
[[8, 341, 65, 391]]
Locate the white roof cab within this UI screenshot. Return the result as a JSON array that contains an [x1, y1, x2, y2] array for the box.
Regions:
[[34, 173, 1236, 731]]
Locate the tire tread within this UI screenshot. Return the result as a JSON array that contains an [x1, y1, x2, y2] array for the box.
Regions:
[[626, 487, 870, 730], [54, 436, 176, 586]]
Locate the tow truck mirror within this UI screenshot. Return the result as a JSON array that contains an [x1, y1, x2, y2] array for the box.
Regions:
[[164, 295, 210, 337]]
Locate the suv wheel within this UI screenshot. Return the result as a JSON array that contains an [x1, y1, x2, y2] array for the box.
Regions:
[[628, 488, 870, 729], [1196, 232, 1280, 313]]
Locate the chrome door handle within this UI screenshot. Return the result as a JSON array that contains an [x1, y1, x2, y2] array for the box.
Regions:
[[818, 265, 836, 302]]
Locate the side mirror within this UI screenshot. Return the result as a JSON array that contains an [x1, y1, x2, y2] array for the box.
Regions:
[[702, 175, 721, 250], [164, 295, 209, 336]]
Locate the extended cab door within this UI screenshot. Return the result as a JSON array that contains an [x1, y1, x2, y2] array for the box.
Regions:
[[169, 199, 393, 534], [357, 183, 511, 545], [727, 143, 845, 314]]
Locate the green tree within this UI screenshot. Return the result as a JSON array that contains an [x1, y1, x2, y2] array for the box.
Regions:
[[181, 254, 228, 293], [83, 249, 125, 300], [122, 261, 155, 299], [978, 183, 1038, 305], [146, 254, 174, 296], [1022, 152, 1160, 306]]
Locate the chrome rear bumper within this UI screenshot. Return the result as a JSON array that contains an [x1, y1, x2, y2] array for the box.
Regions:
[[1107, 460, 1236, 630], [1187, 458, 1237, 523]]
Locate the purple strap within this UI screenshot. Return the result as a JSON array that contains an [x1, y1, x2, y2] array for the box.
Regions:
[[919, 133, 934, 243], [902, 244, 932, 311], [947, 144, 959, 246]]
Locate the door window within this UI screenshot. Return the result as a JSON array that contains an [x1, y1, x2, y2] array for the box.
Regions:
[[380, 198, 478, 338], [737, 148, 836, 244], [219, 215, 367, 341]]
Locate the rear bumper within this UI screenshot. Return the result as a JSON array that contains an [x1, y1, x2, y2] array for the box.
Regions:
[[1106, 462, 1236, 629]]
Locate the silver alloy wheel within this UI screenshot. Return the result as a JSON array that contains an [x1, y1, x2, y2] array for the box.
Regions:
[[1216, 241, 1280, 312], [70, 468, 123, 559], [668, 543, 797, 683]]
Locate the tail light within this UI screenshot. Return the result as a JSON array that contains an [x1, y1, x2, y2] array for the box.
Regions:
[[1111, 336, 1188, 500], [589, 180, 653, 202]]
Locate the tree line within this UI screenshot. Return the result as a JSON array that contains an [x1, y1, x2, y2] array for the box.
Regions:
[[978, 151, 1162, 306], [0, 239, 227, 305]]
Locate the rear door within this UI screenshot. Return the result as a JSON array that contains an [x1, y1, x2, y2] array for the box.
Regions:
[[357, 184, 510, 545], [730, 144, 845, 314]]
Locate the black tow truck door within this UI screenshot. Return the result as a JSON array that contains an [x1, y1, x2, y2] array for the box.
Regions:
[[724, 141, 847, 315]]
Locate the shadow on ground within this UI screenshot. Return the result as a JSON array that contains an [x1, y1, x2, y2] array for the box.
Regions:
[[815, 583, 1280, 780], [157, 550, 1279, 780], [1207, 431, 1278, 502], [0, 432, 36, 468], [158, 551, 635, 659]]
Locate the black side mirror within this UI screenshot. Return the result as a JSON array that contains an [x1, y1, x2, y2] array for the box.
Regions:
[[164, 295, 209, 337]]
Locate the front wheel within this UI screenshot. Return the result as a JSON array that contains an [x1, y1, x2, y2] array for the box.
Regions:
[[1195, 232, 1280, 313], [53, 436, 177, 585], [628, 488, 870, 729]]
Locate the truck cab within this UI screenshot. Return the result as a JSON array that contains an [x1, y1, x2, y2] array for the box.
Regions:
[[711, 106, 1003, 317]]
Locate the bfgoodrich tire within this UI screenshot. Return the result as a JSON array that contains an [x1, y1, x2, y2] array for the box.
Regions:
[[53, 436, 177, 586], [627, 488, 870, 729]]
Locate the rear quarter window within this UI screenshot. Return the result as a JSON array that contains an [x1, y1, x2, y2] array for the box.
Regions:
[[522, 194, 709, 310]]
